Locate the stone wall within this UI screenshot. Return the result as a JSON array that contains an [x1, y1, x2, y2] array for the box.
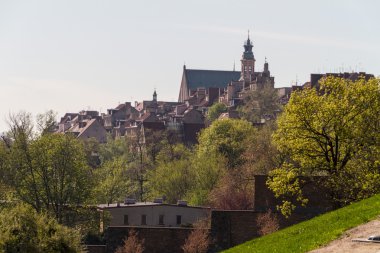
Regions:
[[253, 175, 335, 214], [105, 226, 196, 253], [86, 245, 106, 253], [210, 175, 337, 251], [210, 210, 316, 251]]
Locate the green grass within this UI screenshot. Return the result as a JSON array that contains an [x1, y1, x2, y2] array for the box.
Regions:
[[223, 194, 380, 253]]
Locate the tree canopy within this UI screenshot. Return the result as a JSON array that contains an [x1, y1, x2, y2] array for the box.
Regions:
[[207, 103, 227, 123], [1, 112, 92, 222], [268, 76, 380, 215], [0, 204, 83, 253], [238, 84, 281, 123], [198, 118, 256, 169]]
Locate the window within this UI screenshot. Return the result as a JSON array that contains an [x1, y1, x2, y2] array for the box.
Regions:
[[141, 215, 147, 225], [176, 215, 182, 225], [123, 215, 129, 225], [159, 215, 164, 225]]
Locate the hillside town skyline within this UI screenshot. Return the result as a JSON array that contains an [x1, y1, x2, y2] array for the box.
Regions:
[[1, 31, 378, 132], [1, 1, 379, 131]]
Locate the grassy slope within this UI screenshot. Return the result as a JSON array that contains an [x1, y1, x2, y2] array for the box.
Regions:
[[224, 194, 380, 253]]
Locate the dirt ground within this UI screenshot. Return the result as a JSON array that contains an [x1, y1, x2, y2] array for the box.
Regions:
[[309, 218, 380, 253]]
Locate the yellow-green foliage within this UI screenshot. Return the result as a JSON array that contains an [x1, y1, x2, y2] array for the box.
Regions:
[[270, 77, 380, 212], [198, 118, 257, 169]]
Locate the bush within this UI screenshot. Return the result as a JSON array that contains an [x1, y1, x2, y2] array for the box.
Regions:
[[0, 203, 83, 253], [256, 209, 280, 236], [182, 220, 210, 253], [115, 229, 144, 253]]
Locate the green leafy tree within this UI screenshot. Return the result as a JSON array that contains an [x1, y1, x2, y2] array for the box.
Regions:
[[242, 122, 281, 175], [207, 103, 227, 122], [126, 129, 152, 201], [145, 129, 180, 164], [239, 84, 281, 123], [0, 140, 7, 181], [82, 137, 100, 168], [93, 157, 132, 204], [99, 134, 131, 164], [268, 76, 380, 214], [190, 118, 257, 205], [187, 151, 226, 206], [148, 144, 194, 203], [197, 118, 257, 169], [28, 134, 90, 221], [4, 112, 92, 222], [0, 204, 84, 253], [4, 112, 39, 210]]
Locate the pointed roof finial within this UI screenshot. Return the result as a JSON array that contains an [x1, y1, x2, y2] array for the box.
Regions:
[[233, 60, 236, 71], [248, 29, 250, 39], [265, 56, 267, 63]]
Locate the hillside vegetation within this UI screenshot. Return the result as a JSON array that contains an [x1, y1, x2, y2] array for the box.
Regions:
[[224, 194, 380, 253]]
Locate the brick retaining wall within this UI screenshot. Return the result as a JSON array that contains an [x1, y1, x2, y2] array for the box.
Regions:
[[105, 226, 196, 253]]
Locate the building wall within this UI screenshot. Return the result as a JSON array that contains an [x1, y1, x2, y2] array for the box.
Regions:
[[86, 245, 106, 253], [210, 210, 318, 252], [78, 120, 107, 143], [253, 175, 335, 213], [105, 226, 197, 253], [210, 176, 338, 251], [105, 205, 209, 227]]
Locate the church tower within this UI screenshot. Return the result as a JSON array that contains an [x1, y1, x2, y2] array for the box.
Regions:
[[239, 32, 256, 83], [153, 89, 157, 102]]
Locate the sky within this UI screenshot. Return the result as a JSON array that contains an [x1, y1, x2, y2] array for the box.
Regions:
[[1, 0, 379, 132]]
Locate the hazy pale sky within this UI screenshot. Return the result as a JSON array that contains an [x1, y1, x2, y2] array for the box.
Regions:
[[1, 0, 379, 132]]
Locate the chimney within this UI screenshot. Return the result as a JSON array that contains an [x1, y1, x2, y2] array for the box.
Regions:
[[153, 198, 163, 204], [177, 200, 188, 206], [124, 198, 136, 205]]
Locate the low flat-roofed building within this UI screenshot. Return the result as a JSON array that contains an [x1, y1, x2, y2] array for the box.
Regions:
[[98, 200, 210, 228]]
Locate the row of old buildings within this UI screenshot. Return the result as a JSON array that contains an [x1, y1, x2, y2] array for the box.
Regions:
[[56, 34, 278, 144], [56, 34, 374, 147]]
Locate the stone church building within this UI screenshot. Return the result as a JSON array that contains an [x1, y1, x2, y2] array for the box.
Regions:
[[178, 34, 275, 107]]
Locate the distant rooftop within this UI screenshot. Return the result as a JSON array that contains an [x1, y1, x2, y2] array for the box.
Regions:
[[185, 68, 241, 90]]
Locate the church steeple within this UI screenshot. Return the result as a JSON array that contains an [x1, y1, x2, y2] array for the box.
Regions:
[[153, 89, 157, 102], [243, 31, 254, 60], [240, 31, 256, 83]]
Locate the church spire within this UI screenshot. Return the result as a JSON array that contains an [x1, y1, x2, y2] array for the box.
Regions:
[[243, 30, 254, 60], [153, 89, 157, 102]]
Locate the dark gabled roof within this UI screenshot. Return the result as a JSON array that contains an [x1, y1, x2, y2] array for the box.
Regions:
[[185, 69, 241, 90]]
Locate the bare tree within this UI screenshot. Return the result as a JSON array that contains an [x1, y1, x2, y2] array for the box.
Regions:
[[182, 219, 210, 253], [256, 209, 280, 236], [208, 172, 253, 210], [36, 110, 57, 135], [115, 229, 145, 253]]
